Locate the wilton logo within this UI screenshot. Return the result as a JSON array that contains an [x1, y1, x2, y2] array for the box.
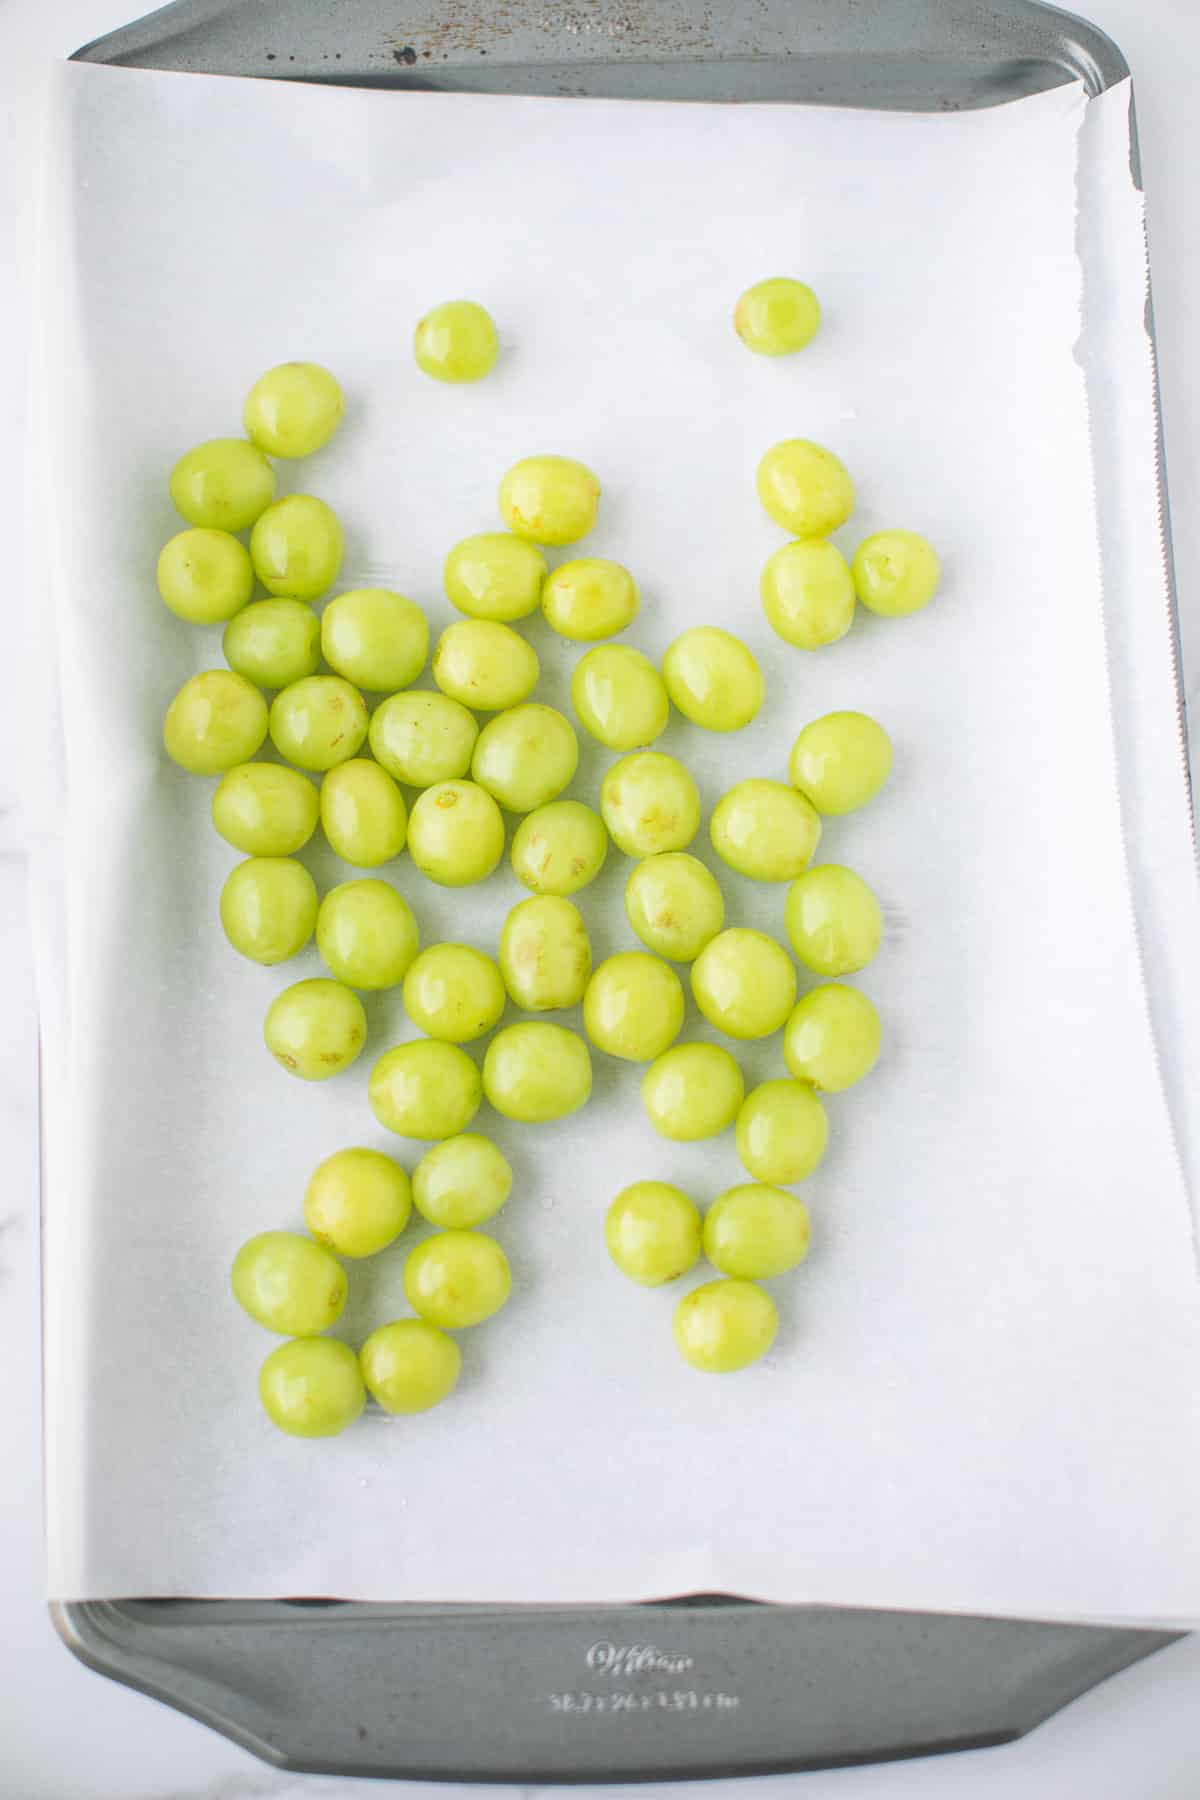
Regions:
[[586, 1642, 696, 1678]]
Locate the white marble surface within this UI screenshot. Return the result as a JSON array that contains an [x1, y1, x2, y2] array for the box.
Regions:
[[3, 1, 1200, 1795]]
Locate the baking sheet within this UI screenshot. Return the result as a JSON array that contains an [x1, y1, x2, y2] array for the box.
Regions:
[[33, 61, 1200, 1620]]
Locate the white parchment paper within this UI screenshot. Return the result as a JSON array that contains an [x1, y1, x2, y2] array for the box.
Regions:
[[33, 62, 1200, 1620]]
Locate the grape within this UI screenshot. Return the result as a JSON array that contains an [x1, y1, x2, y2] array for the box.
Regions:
[[756, 440, 854, 538], [734, 277, 821, 356], [412, 1134, 513, 1228], [250, 495, 344, 600], [605, 1181, 702, 1286], [499, 896, 591, 1011], [703, 1183, 812, 1278], [788, 711, 892, 816], [369, 691, 478, 788], [369, 1039, 482, 1139], [404, 1230, 511, 1329], [784, 984, 881, 1092], [321, 588, 429, 693], [407, 781, 505, 886], [710, 779, 821, 882], [583, 952, 685, 1063], [316, 879, 420, 989], [212, 763, 319, 856], [673, 1279, 778, 1374], [511, 800, 608, 897], [499, 455, 600, 546], [472, 703, 579, 812], [220, 857, 318, 964], [482, 1022, 592, 1122], [735, 1079, 828, 1184], [785, 865, 883, 975], [852, 529, 941, 616], [600, 752, 701, 858], [170, 437, 276, 532], [445, 532, 546, 622], [661, 627, 763, 733], [223, 599, 320, 689], [402, 944, 506, 1042], [624, 852, 724, 962], [433, 619, 539, 712], [259, 1338, 365, 1438], [264, 979, 366, 1081], [157, 527, 254, 624], [305, 1147, 412, 1258], [641, 1041, 744, 1141], [760, 540, 856, 649], [571, 645, 669, 751], [542, 558, 639, 641], [690, 928, 796, 1039], [413, 299, 499, 383], [231, 1230, 347, 1334], [360, 1319, 462, 1414], [163, 670, 268, 774], [269, 675, 368, 771], [243, 361, 344, 459], [320, 759, 407, 867]]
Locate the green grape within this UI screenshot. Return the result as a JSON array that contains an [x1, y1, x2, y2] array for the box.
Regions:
[[243, 361, 344, 459], [407, 781, 505, 886], [412, 1133, 513, 1228], [231, 1230, 347, 1334], [852, 529, 941, 616], [170, 438, 276, 532], [402, 944, 506, 1042], [316, 879, 420, 989], [163, 670, 268, 774], [369, 691, 478, 788], [511, 800, 608, 896], [690, 928, 796, 1040], [703, 1183, 812, 1278], [600, 752, 701, 858], [404, 1230, 511, 1329], [259, 1337, 365, 1438], [220, 856, 318, 964], [250, 495, 344, 600], [734, 277, 821, 356], [264, 978, 366, 1081], [760, 539, 856, 649], [784, 983, 881, 1092], [624, 852, 724, 962], [414, 299, 499, 383], [482, 1022, 592, 1122], [605, 1181, 702, 1286], [710, 779, 821, 882], [641, 1041, 744, 1141], [433, 619, 539, 712], [583, 951, 685, 1063], [320, 759, 407, 866], [369, 1039, 482, 1139], [269, 675, 368, 771], [788, 711, 892, 815], [499, 896, 591, 1011], [223, 599, 321, 689], [756, 439, 854, 538], [444, 532, 546, 622], [321, 588, 429, 692], [571, 645, 669, 751], [472, 704, 578, 812], [212, 763, 319, 856], [542, 558, 639, 641], [499, 455, 601, 546], [785, 865, 883, 975], [360, 1319, 462, 1414], [673, 1279, 778, 1374], [157, 527, 254, 624], [735, 1079, 828, 1184], [661, 627, 763, 732], [305, 1147, 412, 1258]]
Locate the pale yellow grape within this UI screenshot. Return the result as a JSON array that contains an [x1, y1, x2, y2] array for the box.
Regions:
[[223, 599, 320, 689], [735, 1079, 828, 1184], [624, 852, 724, 962], [402, 944, 506, 1042], [157, 528, 254, 624], [407, 781, 505, 886], [673, 1279, 778, 1374], [710, 780, 821, 883], [472, 704, 578, 812], [583, 951, 685, 1063], [703, 1183, 812, 1279], [259, 1338, 365, 1438], [482, 1022, 592, 1122], [499, 454, 601, 546], [571, 645, 669, 751], [320, 759, 407, 867], [250, 495, 343, 600], [433, 619, 539, 712], [220, 857, 318, 964], [231, 1230, 347, 1335], [734, 277, 821, 356], [170, 437, 276, 531], [499, 896, 591, 1011], [756, 439, 854, 538], [511, 800, 608, 897], [321, 588, 429, 693], [264, 979, 366, 1081], [641, 1042, 744, 1141], [414, 299, 499, 383], [760, 539, 856, 649], [784, 984, 881, 1093], [661, 626, 763, 733], [600, 752, 701, 858], [690, 928, 796, 1040], [785, 865, 883, 975], [412, 1134, 513, 1228], [542, 558, 639, 641], [305, 1147, 412, 1258], [369, 691, 478, 788], [212, 763, 319, 857], [369, 1039, 482, 1139], [788, 711, 892, 816], [316, 880, 420, 989], [163, 670, 268, 774], [269, 675, 368, 772], [360, 1320, 462, 1414], [444, 532, 546, 621], [243, 361, 344, 459], [404, 1230, 511, 1329], [852, 529, 941, 616], [605, 1182, 702, 1287]]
